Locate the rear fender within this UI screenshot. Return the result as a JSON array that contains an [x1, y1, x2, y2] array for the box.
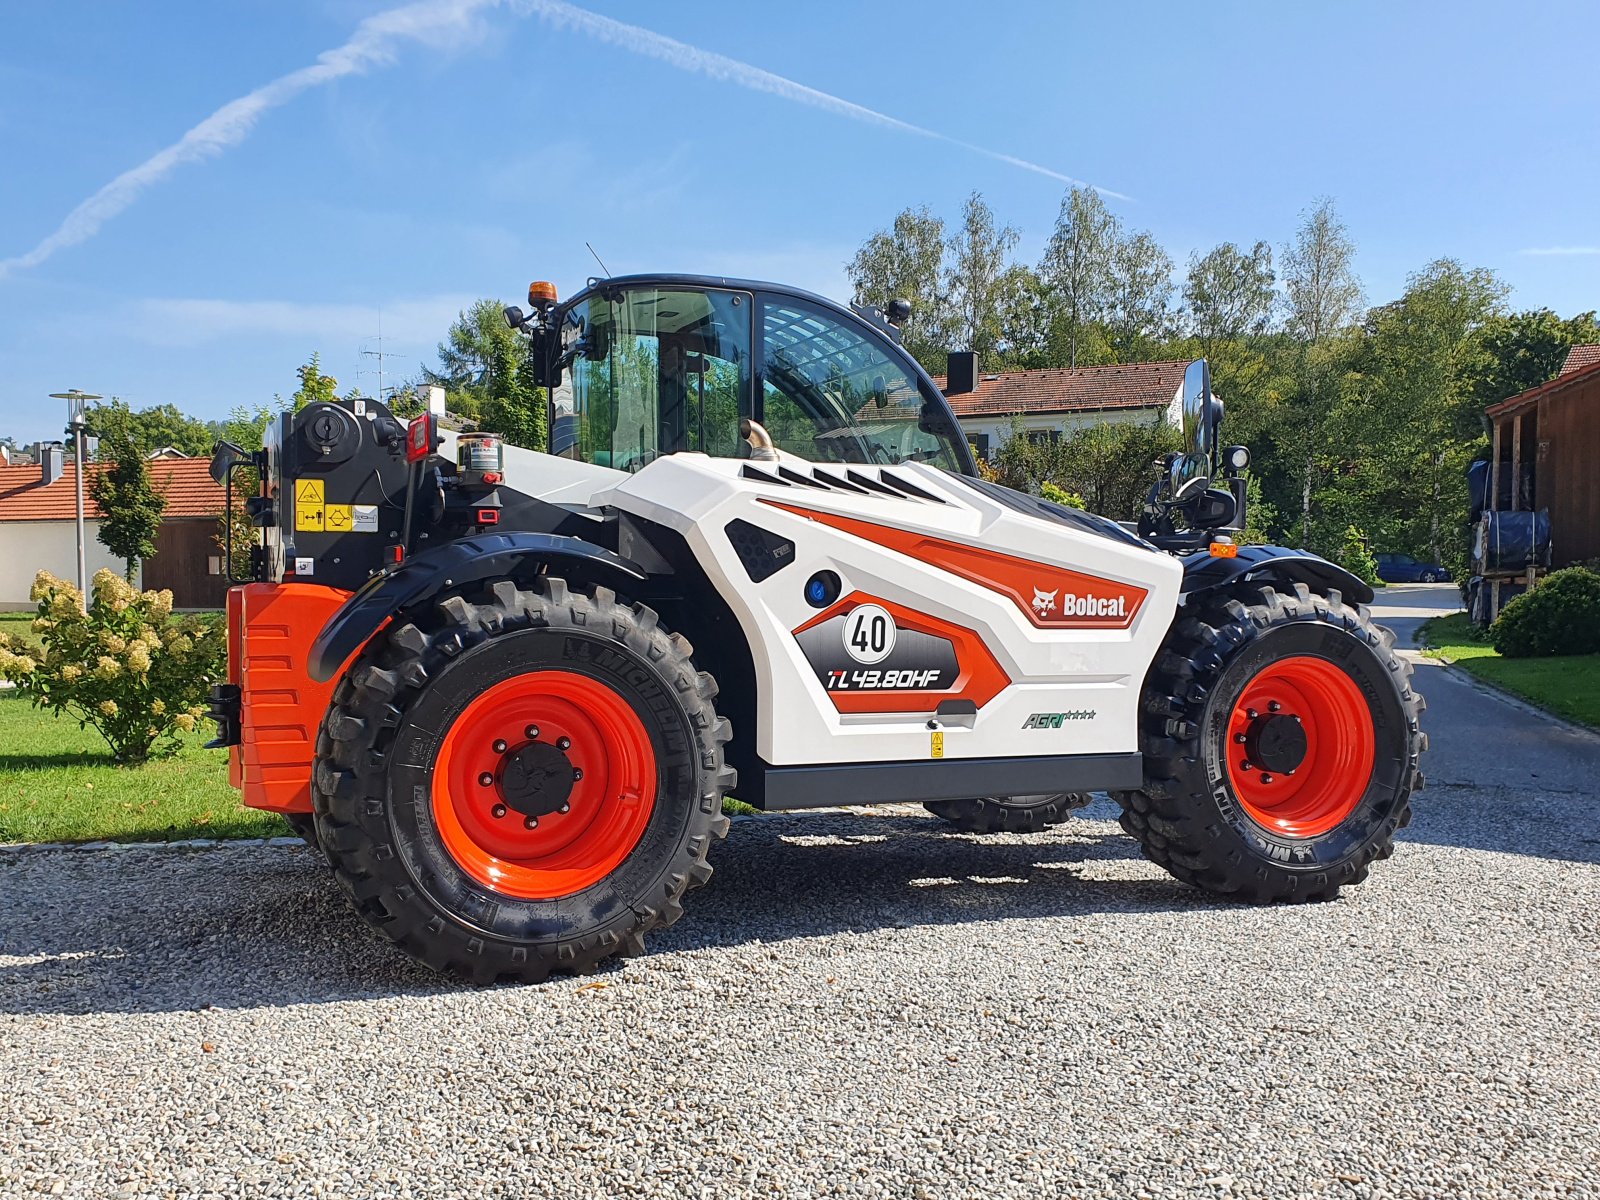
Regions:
[[1179, 544, 1375, 607], [307, 531, 649, 682]]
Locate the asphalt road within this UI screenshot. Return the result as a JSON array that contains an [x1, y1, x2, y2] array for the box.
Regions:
[[2, 585, 1597, 1199]]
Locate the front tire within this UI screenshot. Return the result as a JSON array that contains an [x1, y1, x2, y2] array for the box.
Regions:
[[924, 792, 1091, 834], [312, 577, 733, 983], [1115, 582, 1424, 903]]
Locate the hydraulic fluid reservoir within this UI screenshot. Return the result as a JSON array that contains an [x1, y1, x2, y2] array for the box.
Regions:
[[456, 432, 504, 486]]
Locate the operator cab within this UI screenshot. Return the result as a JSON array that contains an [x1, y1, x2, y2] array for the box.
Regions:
[[515, 274, 974, 477]]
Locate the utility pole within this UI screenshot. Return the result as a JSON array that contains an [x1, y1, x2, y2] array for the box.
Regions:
[[50, 389, 102, 610]]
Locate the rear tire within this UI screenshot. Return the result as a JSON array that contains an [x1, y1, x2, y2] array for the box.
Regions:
[[924, 792, 1091, 834], [312, 577, 733, 983], [1115, 582, 1424, 903]]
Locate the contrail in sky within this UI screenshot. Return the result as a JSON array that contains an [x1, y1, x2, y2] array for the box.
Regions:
[[512, 0, 1124, 198], [1, 0, 1119, 279], [0, 0, 497, 280]]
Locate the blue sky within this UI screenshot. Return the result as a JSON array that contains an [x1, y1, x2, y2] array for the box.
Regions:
[[3, 0, 1597, 444]]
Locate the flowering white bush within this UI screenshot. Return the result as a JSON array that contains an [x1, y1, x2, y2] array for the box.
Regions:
[[0, 570, 224, 763]]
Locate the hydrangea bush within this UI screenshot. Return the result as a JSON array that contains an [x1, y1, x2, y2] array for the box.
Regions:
[[0, 570, 225, 763]]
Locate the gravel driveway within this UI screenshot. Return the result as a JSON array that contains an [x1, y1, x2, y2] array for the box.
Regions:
[[4, 587, 1598, 1199]]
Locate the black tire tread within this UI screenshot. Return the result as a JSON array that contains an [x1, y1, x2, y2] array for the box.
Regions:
[[1113, 582, 1424, 903], [924, 792, 1092, 834], [311, 576, 733, 984]]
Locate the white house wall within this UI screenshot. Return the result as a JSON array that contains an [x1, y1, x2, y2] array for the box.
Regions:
[[959, 406, 1168, 457], [0, 520, 137, 609]]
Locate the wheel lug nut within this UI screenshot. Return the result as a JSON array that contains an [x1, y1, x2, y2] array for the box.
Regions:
[[491, 803, 507, 819], [558, 802, 570, 814], [1233, 733, 1247, 744], [525, 725, 540, 740], [1240, 760, 1253, 772], [1267, 701, 1281, 713], [493, 739, 508, 754], [572, 768, 584, 781], [556, 736, 572, 751], [1260, 773, 1275, 784], [524, 816, 538, 830], [478, 772, 494, 787], [1246, 708, 1258, 720]]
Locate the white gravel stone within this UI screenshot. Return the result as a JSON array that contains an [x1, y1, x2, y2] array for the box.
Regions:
[[2, 781, 1598, 1199]]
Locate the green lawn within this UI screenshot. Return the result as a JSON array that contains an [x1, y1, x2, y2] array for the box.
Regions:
[[0, 610, 41, 651], [1421, 611, 1600, 728], [0, 691, 289, 844]]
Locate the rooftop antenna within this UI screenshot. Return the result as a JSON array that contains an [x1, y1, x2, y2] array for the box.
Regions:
[[585, 242, 612, 279], [359, 311, 407, 403]]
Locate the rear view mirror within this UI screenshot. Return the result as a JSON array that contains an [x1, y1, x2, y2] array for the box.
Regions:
[[209, 440, 247, 484]]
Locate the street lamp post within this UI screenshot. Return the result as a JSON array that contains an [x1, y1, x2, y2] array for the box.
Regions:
[[50, 390, 102, 609]]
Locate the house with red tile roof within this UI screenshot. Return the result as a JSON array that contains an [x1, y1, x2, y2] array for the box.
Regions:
[[1558, 344, 1600, 377], [934, 353, 1191, 459], [0, 451, 227, 609]]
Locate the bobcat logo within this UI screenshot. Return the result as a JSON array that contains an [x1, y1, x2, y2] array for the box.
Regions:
[[1031, 587, 1058, 616]]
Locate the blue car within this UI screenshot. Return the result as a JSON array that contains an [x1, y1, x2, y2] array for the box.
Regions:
[[1375, 553, 1452, 583]]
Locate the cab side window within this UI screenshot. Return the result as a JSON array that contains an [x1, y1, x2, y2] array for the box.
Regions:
[[758, 296, 958, 469]]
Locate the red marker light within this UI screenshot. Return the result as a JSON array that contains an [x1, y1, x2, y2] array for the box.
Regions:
[[477, 509, 500, 525], [482, 471, 502, 484], [405, 413, 435, 463]]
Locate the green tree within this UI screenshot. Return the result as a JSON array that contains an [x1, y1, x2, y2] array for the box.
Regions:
[[1184, 240, 1276, 350], [83, 402, 214, 458], [88, 401, 167, 580], [1104, 231, 1175, 361], [1350, 259, 1508, 570], [945, 193, 1026, 369], [427, 299, 526, 418], [1276, 199, 1364, 539], [478, 339, 550, 451], [1280, 198, 1363, 342], [846, 206, 957, 371], [1039, 186, 1118, 368], [1466, 308, 1600, 408]]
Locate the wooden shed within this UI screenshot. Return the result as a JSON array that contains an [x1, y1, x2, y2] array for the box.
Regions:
[[1485, 348, 1600, 570]]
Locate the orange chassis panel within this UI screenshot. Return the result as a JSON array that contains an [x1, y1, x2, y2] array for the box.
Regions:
[[229, 583, 355, 814]]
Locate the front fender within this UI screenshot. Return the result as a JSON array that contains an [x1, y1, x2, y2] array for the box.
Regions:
[[1179, 544, 1375, 607], [307, 531, 649, 682]]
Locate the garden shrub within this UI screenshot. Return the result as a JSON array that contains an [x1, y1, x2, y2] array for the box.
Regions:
[[1335, 525, 1383, 588], [1490, 567, 1600, 658], [0, 570, 224, 763], [1039, 480, 1087, 510]]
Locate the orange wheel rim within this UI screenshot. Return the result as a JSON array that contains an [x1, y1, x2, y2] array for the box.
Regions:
[[432, 670, 657, 899], [1224, 655, 1375, 838]]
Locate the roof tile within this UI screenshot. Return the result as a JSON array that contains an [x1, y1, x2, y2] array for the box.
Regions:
[[0, 458, 224, 522], [936, 360, 1191, 418], [1559, 344, 1600, 376]]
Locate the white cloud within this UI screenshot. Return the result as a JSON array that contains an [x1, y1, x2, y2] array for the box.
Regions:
[[1519, 246, 1600, 257], [126, 294, 479, 349]]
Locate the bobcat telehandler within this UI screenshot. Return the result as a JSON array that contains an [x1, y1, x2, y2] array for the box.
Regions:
[[208, 274, 1424, 983]]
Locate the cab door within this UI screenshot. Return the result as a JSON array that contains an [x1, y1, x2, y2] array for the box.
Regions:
[[559, 286, 754, 470]]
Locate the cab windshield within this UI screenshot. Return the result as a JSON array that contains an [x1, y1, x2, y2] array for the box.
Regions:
[[553, 285, 962, 472]]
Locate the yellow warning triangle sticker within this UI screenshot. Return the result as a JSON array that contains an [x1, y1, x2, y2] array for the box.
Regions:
[[295, 479, 324, 504]]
